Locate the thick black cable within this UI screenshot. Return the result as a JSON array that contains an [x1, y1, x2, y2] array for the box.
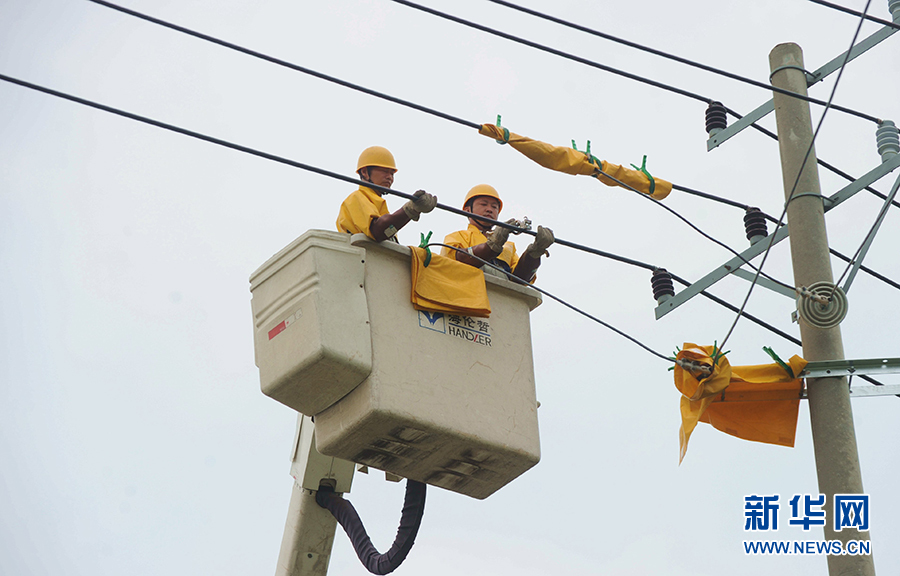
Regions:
[[432, 243, 675, 362], [717, 0, 871, 353], [316, 480, 426, 575], [391, 0, 879, 123], [484, 0, 882, 123], [85, 0, 481, 131], [808, 0, 900, 29]]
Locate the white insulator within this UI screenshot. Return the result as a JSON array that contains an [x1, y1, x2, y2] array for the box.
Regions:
[[796, 281, 849, 329], [877, 120, 900, 162], [891, 0, 900, 21]]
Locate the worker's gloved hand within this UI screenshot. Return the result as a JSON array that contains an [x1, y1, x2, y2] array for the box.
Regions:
[[402, 189, 437, 221], [523, 225, 554, 258], [485, 219, 517, 253]]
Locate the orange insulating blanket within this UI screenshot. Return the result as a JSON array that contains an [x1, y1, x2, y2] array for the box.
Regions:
[[479, 123, 672, 200], [674, 343, 808, 463], [409, 247, 491, 317]]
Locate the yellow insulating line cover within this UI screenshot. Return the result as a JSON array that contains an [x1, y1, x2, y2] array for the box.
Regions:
[[674, 344, 808, 464], [410, 247, 491, 317], [479, 124, 672, 200]]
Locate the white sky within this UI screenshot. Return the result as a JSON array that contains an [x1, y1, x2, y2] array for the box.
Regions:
[[2, 1, 899, 574]]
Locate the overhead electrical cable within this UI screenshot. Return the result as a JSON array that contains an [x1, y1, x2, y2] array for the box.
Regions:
[[84, 0, 481, 131], [1, 71, 826, 369], [716, 0, 872, 354], [483, 0, 883, 122], [808, 0, 900, 29], [389, 0, 880, 123]]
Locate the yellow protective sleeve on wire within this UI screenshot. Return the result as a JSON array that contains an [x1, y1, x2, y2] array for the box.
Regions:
[[674, 344, 808, 463], [479, 123, 672, 200], [410, 247, 491, 317]]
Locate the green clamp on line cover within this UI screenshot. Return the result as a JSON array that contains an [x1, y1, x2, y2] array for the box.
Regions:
[[494, 114, 510, 145], [572, 139, 599, 167], [418, 231, 433, 267], [630, 155, 656, 196], [762, 346, 795, 378]]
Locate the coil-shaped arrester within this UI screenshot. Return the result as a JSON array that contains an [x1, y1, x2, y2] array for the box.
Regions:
[[743, 207, 768, 244], [651, 268, 676, 304], [705, 102, 727, 136]]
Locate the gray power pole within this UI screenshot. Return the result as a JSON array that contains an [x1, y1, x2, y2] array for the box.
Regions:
[[769, 43, 874, 575]]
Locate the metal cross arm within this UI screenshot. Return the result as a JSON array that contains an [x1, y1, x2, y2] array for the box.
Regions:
[[655, 153, 900, 320], [800, 357, 900, 379], [707, 20, 899, 151]]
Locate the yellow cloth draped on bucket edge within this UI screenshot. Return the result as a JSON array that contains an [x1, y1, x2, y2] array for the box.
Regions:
[[674, 343, 808, 463], [409, 247, 491, 317], [479, 123, 672, 200]]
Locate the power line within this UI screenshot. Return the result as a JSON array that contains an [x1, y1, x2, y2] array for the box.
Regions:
[[717, 0, 872, 354], [389, 0, 880, 123], [484, 0, 883, 123], [85, 0, 481, 131], [808, 0, 900, 29]]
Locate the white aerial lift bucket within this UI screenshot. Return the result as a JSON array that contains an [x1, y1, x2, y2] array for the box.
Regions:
[[250, 229, 542, 499]]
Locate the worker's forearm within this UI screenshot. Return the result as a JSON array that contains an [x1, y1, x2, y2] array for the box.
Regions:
[[370, 208, 412, 242], [513, 252, 541, 282]]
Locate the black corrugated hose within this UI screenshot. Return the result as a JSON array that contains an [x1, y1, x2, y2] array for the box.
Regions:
[[316, 480, 427, 575]]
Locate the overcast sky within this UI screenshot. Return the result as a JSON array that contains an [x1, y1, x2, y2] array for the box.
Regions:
[[2, 0, 899, 574]]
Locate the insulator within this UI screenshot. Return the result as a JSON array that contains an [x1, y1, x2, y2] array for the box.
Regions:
[[876, 120, 899, 163], [890, 0, 900, 21], [705, 101, 728, 136], [743, 207, 768, 244], [796, 281, 848, 329], [651, 268, 675, 304]]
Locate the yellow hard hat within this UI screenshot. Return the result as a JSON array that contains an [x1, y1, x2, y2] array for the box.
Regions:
[[463, 184, 503, 213], [357, 146, 397, 173]]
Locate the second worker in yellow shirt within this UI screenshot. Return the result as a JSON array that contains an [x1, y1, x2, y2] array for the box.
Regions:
[[442, 184, 553, 282]]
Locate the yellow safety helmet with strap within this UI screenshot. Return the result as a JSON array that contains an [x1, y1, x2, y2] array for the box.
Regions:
[[357, 146, 397, 173], [463, 184, 503, 213]]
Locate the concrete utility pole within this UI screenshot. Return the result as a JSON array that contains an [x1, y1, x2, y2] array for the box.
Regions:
[[769, 43, 874, 575]]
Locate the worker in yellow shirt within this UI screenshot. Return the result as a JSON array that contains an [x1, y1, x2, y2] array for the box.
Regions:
[[336, 146, 437, 242], [442, 184, 553, 282]]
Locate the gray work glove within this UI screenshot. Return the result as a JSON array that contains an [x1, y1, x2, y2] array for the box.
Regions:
[[402, 189, 437, 221], [522, 225, 554, 258], [485, 219, 517, 253]]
